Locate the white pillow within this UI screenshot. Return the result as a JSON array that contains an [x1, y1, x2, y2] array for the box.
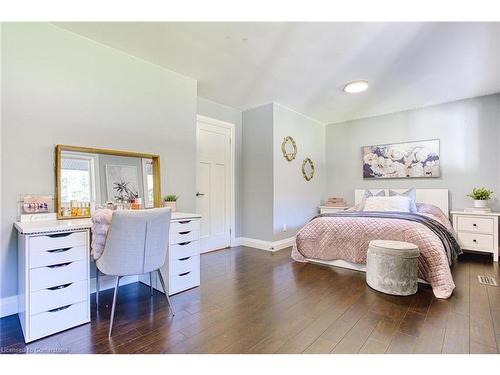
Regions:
[[363, 195, 412, 213]]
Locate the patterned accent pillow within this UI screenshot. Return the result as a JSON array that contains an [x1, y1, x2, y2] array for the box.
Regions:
[[389, 188, 417, 213], [358, 189, 385, 210]]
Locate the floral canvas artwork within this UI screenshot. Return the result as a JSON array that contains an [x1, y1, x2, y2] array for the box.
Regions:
[[363, 139, 440, 179]]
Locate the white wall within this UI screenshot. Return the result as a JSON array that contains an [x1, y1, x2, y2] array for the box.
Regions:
[[241, 102, 326, 242], [242, 104, 275, 241], [273, 103, 326, 240], [1, 23, 198, 301], [326, 94, 500, 210], [197, 97, 243, 237]]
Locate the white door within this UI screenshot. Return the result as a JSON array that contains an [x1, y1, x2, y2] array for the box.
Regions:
[[196, 119, 232, 253]]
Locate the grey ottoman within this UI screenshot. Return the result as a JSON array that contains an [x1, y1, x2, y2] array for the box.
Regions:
[[366, 240, 420, 296]]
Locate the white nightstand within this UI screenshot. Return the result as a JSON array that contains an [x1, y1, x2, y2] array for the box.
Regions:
[[451, 210, 500, 262], [319, 206, 349, 214]]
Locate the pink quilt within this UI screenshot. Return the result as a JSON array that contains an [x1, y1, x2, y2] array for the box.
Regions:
[[292, 204, 456, 298]]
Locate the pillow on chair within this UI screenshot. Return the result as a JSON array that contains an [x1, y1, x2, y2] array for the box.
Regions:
[[389, 188, 417, 213]]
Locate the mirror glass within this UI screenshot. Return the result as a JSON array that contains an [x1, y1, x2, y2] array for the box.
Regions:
[[57, 146, 159, 219]]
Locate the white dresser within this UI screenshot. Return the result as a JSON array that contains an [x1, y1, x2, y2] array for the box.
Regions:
[[139, 212, 202, 295], [15, 219, 92, 343], [451, 210, 500, 262]]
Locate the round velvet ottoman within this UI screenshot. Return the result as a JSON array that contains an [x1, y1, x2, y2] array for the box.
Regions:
[[366, 240, 420, 296]]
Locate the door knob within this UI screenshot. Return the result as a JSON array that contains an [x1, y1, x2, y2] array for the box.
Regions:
[[196, 192, 205, 197]]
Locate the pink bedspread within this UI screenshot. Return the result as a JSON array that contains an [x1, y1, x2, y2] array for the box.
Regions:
[[292, 206, 455, 299]]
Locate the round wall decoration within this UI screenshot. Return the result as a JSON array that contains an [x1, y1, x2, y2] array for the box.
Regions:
[[302, 157, 315, 181], [281, 136, 297, 162]]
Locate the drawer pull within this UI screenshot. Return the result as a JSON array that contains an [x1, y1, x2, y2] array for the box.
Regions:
[[48, 262, 72, 269], [48, 232, 72, 238], [178, 241, 191, 246], [179, 231, 191, 235], [48, 304, 72, 313], [473, 239, 478, 243], [178, 271, 191, 277], [473, 223, 477, 227], [47, 283, 73, 290], [47, 247, 71, 254], [179, 220, 191, 224], [179, 257, 191, 261]]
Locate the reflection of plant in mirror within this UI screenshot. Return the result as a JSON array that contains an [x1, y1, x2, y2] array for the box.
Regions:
[[163, 194, 179, 202], [113, 181, 137, 203]]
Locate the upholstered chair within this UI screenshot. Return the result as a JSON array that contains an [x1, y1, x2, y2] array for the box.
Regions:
[[95, 208, 174, 336]]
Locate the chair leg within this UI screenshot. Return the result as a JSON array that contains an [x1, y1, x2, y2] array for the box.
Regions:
[[157, 269, 175, 316], [108, 276, 121, 337], [95, 269, 100, 310], [150, 272, 154, 296]]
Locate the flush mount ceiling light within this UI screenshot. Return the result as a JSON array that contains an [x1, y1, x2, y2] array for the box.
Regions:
[[343, 80, 369, 94]]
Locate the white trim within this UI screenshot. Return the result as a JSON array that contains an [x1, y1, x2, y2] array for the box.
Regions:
[[196, 114, 236, 247], [0, 295, 19, 318], [237, 236, 295, 252], [0, 275, 139, 318]]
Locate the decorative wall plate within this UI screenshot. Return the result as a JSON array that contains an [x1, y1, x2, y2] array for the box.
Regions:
[[281, 136, 297, 162], [302, 157, 315, 181]]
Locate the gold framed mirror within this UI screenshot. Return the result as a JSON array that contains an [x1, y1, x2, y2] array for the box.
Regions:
[[302, 157, 315, 181], [55, 145, 162, 219], [281, 136, 297, 162]]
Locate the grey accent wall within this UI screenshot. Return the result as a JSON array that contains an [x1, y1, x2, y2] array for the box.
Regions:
[[241, 104, 274, 241], [1, 23, 197, 300], [273, 103, 326, 240], [197, 97, 242, 237], [326, 94, 500, 211]]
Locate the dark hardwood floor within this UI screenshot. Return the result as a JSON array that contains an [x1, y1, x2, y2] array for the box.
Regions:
[[1, 246, 500, 354]]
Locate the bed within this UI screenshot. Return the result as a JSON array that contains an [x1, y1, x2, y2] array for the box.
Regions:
[[292, 189, 461, 299]]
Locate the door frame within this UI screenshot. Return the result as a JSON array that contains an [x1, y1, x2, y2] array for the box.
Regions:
[[196, 114, 236, 248]]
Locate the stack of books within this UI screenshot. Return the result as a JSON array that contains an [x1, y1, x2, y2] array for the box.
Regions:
[[325, 197, 347, 207], [464, 207, 491, 213]]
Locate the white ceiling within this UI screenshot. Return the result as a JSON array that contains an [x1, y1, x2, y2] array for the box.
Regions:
[[54, 22, 500, 124]]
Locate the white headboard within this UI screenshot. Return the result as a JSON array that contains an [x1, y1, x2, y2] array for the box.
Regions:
[[354, 189, 449, 217]]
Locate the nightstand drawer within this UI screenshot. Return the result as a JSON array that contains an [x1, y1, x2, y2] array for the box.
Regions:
[[30, 245, 87, 269], [30, 260, 87, 291], [30, 280, 88, 315], [170, 241, 199, 260], [457, 232, 494, 252], [29, 231, 87, 251], [457, 216, 494, 233]]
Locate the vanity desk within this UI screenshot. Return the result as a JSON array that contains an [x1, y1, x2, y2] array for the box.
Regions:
[[15, 211, 201, 343]]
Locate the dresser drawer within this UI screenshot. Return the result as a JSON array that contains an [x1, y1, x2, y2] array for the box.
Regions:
[[30, 260, 87, 291], [170, 268, 200, 295], [170, 220, 200, 234], [30, 231, 87, 251], [169, 241, 199, 260], [457, 232, 494, 252], [29, 301, 89, 341], [457, 216, 494, 233], [170, 254, 199, 275], [30, 280, 88, 315], [170, 230, 199, 245], [30, 245, 87, 269]]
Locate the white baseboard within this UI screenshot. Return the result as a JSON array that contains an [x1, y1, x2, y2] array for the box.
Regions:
[[237, 236, 295, 252], [0, 275, 140, 318], [0, 295, 19, 318]]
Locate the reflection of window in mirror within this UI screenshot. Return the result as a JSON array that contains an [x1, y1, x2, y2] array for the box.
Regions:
[[142, 158, 154, 208], [61, 152, 99, 205]]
